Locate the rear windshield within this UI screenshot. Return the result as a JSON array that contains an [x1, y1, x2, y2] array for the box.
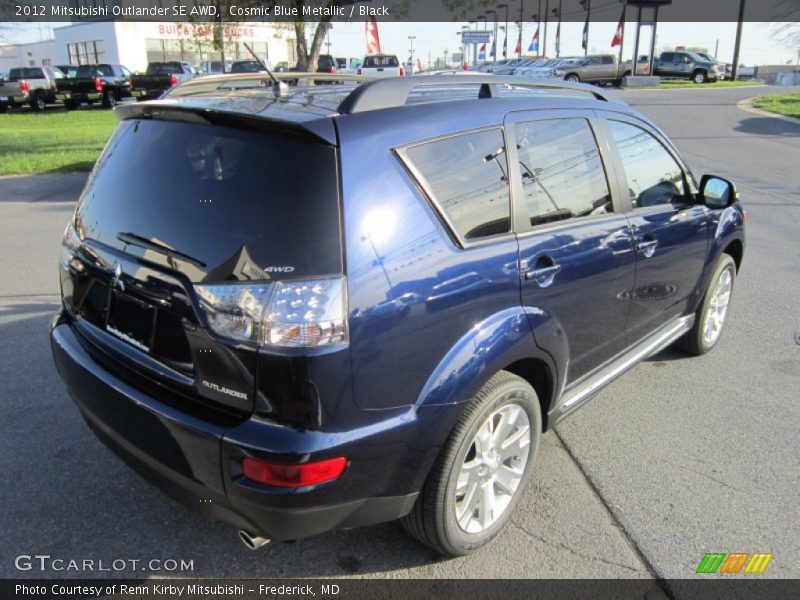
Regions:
[[230, 61, 263, 73], [146, 62, 184, 75], [76, 65, 113, 77], [364, 55, 399, 68], [75, 119, 342, 281], [8, 68, 43, 80]]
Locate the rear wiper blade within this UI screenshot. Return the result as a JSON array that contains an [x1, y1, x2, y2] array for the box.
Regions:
[[116, 232, 207, 268]]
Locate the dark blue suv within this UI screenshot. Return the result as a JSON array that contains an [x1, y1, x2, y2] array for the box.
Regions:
[[51, 75, 745, 556]]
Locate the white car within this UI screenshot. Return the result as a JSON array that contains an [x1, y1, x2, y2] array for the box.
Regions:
[[336, 57, 363, 75], [358, 54, 405, 78]]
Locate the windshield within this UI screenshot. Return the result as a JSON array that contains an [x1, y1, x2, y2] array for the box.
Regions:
[[364, 55, 399, 68], [75, 119, 342, 282]]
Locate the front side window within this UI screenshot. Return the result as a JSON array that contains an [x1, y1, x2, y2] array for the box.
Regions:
[[515, 118, 612, 227], [608, 120, 686, 209], [403, 129, 511, 242]]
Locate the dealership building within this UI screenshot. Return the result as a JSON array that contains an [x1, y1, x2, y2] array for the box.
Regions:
[[0, 20, 294, 73]]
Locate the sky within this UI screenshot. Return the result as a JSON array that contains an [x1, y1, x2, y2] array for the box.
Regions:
[[4, 20, 799, 66]]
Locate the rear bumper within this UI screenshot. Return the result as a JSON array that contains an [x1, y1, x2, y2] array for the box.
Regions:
[[56, 92, 102, 102], [51, 318, 419, 541]]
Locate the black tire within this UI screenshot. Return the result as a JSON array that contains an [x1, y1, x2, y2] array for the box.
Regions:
[[30, 91, 46, 112], [564, 73, 580, 83], [401, 371, 542, 556], [63, 100, 78, 111], [677, 254, 736, 356], [102, 90, 117, 108], [692, 69, 708, 84], [0, 102, 8, 113]]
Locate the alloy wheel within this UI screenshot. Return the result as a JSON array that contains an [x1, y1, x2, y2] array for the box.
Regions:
[[454, 403, 531, 533], [703, 268, 732, 347]]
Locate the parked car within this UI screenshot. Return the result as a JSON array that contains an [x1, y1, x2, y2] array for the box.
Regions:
[[55, 63, 132, 109], [51, 75, 744, 557], [0, 66, 62, 111], [695, 53, 729, 79], [336, 57, 363, 75], [653, 51, 721, 83], [198, 60, 232, 75], [228, 60, 266, 74], [130, 62, 195, 100], [515, 58, 566, 78], [493, 58, 528, 75], [358, 54, 405, 77], [552, 54, 633, 85]]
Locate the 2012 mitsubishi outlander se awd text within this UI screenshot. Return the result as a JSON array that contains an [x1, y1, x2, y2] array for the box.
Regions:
[[51, 73, 745, 556]]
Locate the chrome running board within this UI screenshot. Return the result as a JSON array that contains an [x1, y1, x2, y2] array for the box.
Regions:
[[553, 314, 695, 423]]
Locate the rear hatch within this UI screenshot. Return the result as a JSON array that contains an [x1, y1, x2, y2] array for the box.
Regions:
[[61, 114, 343, 417]]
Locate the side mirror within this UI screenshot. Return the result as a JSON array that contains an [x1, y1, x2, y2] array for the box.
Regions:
[[699, 175, 738, 209]]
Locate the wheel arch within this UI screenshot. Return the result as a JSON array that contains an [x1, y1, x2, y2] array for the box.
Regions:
[[722, 238, 744, 272], [503, 357, 555, 431]]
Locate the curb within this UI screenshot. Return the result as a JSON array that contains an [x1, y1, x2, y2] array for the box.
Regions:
[[621, 84, 766, 92], [736, 97, 800, 124]]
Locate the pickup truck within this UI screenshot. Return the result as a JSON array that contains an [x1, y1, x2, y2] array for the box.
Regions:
[[55, 64, 133, 109], [552, 54, 633, 85], [0, 66, 62, 111], [653, 51, 721, 83], [357, 54, 405, 78], [130, 62, 195, 101]]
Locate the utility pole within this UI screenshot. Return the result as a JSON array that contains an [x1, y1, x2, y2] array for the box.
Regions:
[[486, 9, 498, 61], [408, 35, 416, 71], [557, 0, 562, 58], [731, 0, 746, 80], [543, 0, 549, 58], [498, 4, 509, 58], [325, 27, 332, 55], [618, 0, 627, 68], [714, 39, 719, 58], [519, 0, 525, 59]]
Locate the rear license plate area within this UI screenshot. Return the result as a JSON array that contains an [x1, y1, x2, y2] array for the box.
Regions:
[[106, 293, 154, 353]]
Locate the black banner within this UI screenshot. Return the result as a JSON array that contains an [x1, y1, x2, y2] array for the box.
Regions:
[[3, 579, 800, 600], [1, 0, 800, 23]]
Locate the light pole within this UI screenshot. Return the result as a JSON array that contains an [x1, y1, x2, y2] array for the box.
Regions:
[[531, 14, 539, 57], [478, 15, 487, 31], [498, 4, 509, 58], [580, 0, 592, 57], [408, 35, 416, 72], [325, 26, 332, 55], [518, 0, 525, 58], [461, 25, 471, 67], [731, 0, 746, 80], [486, 9, 498, 61]]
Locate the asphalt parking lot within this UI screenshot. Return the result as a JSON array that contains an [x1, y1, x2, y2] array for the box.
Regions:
[[0, 85, 798, 582]]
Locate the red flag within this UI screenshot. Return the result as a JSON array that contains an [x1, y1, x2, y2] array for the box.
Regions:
[[514, 31, 522, 55], [365, 16, 381, 54], [611, 8, 625, 47]]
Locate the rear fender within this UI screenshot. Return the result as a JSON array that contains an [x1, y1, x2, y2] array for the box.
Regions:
[[414, 307, 558, 409]]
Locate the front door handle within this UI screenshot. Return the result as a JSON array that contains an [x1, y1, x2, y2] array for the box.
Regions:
[[525, 264, 561, 287], [636, 239, 658, 258]]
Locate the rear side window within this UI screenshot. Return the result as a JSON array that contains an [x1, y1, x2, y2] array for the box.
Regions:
[[402, 129, 511, 243], [515, 119, 612, 227], [76, 66, 98, 78], [75, 119, 342, 281], [661, 53, 674, 62], [608, 120, 686, 208], [8, 68, 42, 80]]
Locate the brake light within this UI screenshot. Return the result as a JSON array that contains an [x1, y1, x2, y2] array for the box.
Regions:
[[399, 66, 406, 77], [194, 276, 348, 348], [169, 73, 178, 87], [94, 77, 103, 92], [19, 79, 29, 94], [330, 66, 337, 74], [357, 67, 362, 75], [242, 456, 347, 487]]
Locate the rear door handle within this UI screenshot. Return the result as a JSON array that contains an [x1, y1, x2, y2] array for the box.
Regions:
[[636, 239, 658, 257], [524, 264, 561, 287]]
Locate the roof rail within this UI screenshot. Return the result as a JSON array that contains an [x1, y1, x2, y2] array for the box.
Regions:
[[337, 75, 617, 114]]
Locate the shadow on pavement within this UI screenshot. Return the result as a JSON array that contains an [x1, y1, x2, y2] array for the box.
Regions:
[[734, 116, 800, 137], [0, 172, 88, 203]]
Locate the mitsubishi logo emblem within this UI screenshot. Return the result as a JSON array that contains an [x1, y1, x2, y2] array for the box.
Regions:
[[111, 263, 125, 292]]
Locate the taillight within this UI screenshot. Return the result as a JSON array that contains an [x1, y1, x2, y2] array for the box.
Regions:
[[94, 77, 103, 91], [19, 79, 29, 94], [399, 66, 406, 77], [169, 73, 178, 86], [357, 67, 362, 75], [242, 456, 347, 487], [194, 276, 348, 348], [330, 66, 337, 74]]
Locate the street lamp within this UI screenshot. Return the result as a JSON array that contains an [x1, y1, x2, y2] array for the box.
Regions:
[[486, 9, 498, 61], [477, 15, 487, 30], [408, 35, 416, 71], [461, 25, 471, 67], [498, 4, 509, 58], [443, 48, 449, 68]]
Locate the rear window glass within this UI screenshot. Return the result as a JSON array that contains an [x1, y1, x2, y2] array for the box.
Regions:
[[230, 61, 263, 73], [75, 119, 342, 281], [403, 129, 511, 243], [8, 68, 43, 80], [147, 62, 183, 75], [364, 55, 399, 68]]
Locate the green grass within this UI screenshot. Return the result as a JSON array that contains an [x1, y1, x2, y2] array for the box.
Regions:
[[753, 92, 800, 119], [0, 108, 118, 176]]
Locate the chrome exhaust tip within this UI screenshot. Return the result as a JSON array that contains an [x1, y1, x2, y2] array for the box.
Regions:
[[238, 530, 271, 550]]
